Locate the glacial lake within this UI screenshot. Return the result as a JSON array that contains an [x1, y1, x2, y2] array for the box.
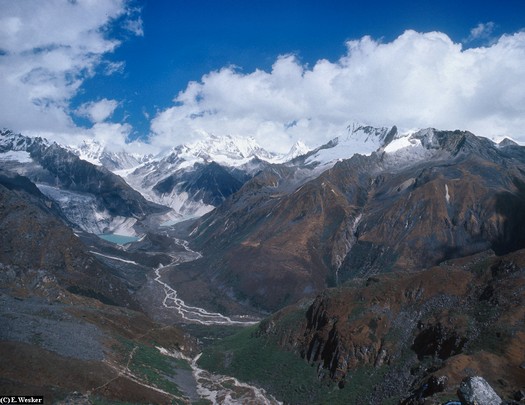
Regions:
[[97, 234, 139, 245]]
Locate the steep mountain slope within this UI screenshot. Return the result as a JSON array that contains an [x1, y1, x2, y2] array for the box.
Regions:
[[179, 129, 525, 312], [153, 161, 245, 206], [199, 248, 525, 404], [0, 171, 136, 307], [2, 123, 524, 403], [0, 130, 167, 234]]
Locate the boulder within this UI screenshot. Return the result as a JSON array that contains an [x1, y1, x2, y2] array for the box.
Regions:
[[458, 376, 502, 405]]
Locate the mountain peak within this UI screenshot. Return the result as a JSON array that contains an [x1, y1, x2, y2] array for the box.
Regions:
[[498, 137, 519, 147], [0, 130, 50, 152], [173, 133, 277, 166], [303, 125, 398, 169], [70, 139, 106, 166], [344, 124, 397, 144], [68, 138, 147, 172], [287, 140, 310, 158]]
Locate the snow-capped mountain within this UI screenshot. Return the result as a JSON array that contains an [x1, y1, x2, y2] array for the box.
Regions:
[[70, 127, 420, 222], [0, 130, 314, 228], [69, 139, 150, 171], [0, 130, 166, 235], [176, 134, 274, 165], [301, 125, 397, 169], [286, 124, 481, 175], [277, 140, 311, 163], [150, 134, 310, 168], [3, 125, 468, 229], [119, 134, 311, 219]]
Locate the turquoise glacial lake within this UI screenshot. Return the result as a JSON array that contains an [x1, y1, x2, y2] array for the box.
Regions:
[[97, 234, 139, 245]]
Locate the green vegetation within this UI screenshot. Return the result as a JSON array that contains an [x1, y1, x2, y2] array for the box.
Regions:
[[114, 337, 190, 397], [198, 324, 393, 404], [184, 323, 246, 345]]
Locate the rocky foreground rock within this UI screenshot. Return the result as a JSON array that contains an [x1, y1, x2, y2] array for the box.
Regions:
[[458, 376, 502, 405]]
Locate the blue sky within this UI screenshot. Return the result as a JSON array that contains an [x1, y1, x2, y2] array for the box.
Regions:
[[1, 0, 525, 152]]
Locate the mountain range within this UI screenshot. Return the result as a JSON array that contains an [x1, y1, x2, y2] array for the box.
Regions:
[[174, 128, 525, 312], [1, 125, 524, 404], [68, 133, 311, 220]]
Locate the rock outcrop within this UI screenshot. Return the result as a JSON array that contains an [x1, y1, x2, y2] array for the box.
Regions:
[[458, 376, 502, 405], [253, 249, 525, 403]]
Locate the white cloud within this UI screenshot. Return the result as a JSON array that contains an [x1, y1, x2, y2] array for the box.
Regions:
[[124, 15, 144, 37], [151, 30, 525, 153], [0, 0, 138, 145], [76, 99, 119, 123], [466, 22, 496, 43], [90, 122, 132, 150], [87, 121, 159, 155], [2, 3, 524, 157], [103, 60, 126, 76]]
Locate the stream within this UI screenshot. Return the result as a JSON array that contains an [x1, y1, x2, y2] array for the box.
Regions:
[[158, 347, 281, 405], [153, 238, 259, 326], [153, 238, 277, 403]]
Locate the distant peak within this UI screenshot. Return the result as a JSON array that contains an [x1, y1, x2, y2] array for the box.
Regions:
[[498, 137, 519, 147], [285, 140, 311, 159], [345, 124, 397, 145], [0, 130, 50, 151], [172, 133, 277, 166]]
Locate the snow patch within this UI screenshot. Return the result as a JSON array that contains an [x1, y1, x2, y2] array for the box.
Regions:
[[68, 138, 147, 171], [383, 135, 421, 154], [305, 125, 395, 169], [0, 150, 33, 163], [70, 139, 104, 166], [381, 130, 437, 168], [110, 217, 138, 237]]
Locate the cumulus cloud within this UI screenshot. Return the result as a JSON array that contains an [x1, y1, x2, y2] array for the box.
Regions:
[[76, 99, 119, 123], [2, 2, 524, 156], [99, 125, 159, 156], [0, 0, 139, 145], [90, 122, 132, 151], [151, 30, 525, 153]]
